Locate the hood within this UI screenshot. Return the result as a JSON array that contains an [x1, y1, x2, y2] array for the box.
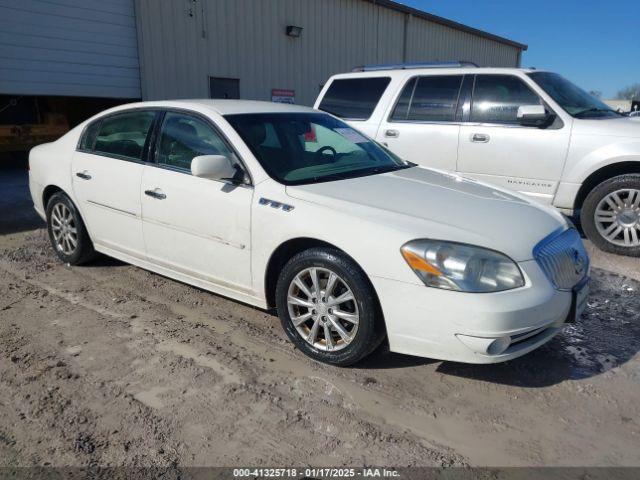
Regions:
[[573, 116, 640, 138], [286, 167, 567, 261]]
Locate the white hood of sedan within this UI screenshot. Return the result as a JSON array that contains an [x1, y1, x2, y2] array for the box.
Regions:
[[285, 166, 567, 261]]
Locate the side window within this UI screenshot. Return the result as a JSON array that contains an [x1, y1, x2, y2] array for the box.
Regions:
[[471, 75, 542, 125], [79, 120, 101, 151], [156, 112, 235, 171], [406, 75, 463, 122], [94, 111, 155, 161], [390, 77, 417, 121], [318, 77, 391, 120]]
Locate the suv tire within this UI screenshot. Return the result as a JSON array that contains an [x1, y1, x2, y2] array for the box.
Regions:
[[580, 174, 640, 256]]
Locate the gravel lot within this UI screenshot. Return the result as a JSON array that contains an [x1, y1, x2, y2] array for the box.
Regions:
[[1, 160, 639, 468]]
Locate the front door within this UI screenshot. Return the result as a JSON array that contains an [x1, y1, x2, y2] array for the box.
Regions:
[[376, 74, 464, 171], [72, 110, 157, 258], [457, 74, 571, 204], [141, 111, 253, 291]]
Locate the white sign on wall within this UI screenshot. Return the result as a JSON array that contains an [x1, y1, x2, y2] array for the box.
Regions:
[[271, 89, 295, 104]]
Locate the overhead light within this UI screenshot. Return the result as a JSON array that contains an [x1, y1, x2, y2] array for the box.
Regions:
[[286, 25, 303, 38]]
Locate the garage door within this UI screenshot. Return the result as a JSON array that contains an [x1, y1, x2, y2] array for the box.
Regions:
[[0, 0, 141, 98]]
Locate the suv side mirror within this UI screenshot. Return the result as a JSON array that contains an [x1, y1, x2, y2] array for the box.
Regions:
[[517, 105, 553, 127], [191, 155, 238, 181]]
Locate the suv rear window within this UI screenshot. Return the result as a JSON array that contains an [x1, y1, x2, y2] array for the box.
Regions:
[[318, 77, 391, 120], [391, 75, 463, 122]]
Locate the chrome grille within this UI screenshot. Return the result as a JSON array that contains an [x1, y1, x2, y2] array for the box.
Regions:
[[533, 229, 589, 291]]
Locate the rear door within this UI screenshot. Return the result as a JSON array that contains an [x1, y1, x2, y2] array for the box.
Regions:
[[457, 74, 571, 203], [72, 110, 157, 258], [376, 74, 465, 171], [140, 110, 253, 290]]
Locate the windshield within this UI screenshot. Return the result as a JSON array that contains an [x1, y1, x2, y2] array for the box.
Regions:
[[225, 112, 412, 185], [528, 72, 619, 119]]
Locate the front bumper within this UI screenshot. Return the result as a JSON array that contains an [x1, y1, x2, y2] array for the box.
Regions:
[[371, 259, 579, 364]]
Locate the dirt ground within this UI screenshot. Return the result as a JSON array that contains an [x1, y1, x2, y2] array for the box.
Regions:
[[1, 160, 639, 468]]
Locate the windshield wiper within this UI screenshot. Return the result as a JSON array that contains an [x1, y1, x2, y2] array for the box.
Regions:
[[574, 107, 619, 118]]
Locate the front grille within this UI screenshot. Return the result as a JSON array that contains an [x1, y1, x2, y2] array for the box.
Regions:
[[533, 228, 589, 291]]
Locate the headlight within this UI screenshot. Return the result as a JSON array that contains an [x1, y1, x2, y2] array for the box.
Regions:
[[400, 240, 525, 293]]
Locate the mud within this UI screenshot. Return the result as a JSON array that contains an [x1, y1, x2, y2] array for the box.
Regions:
[[1, 163, 639, 467]]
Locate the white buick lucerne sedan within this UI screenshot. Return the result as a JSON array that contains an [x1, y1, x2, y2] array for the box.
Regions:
[[29, 100, 590, 366]]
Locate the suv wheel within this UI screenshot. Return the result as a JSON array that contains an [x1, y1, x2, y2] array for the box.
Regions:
[[46, 192, 96, 265], [581, 174, 640, 256], [275, 247, 385, 366]]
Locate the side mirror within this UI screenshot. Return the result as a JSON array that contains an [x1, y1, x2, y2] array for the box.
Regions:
[[517, 105, 553, 127], [191, 155, 238, 182]]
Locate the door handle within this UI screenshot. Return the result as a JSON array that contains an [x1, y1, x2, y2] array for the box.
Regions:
[[471, 133, 490, 143], [75, 171, 92, 180], [384, 129, 399, 138], [144, 189, 166, 200]]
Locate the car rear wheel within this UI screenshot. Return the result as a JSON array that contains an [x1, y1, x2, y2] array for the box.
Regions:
[[581, 174, 640, 256], [275, 247, 385, 366], [46, 192, 96, 265]]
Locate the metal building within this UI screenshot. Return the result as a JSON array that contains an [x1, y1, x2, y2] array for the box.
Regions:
[[0, 0, 526, 154], [135, 0, 527, 105]]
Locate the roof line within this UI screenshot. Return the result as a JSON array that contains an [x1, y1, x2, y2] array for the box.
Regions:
[[362, 0, 528, 51]]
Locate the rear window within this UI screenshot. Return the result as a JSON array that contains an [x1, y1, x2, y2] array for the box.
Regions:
[[93, 111, 155, 161], [318, 77, 391, 120], [391, 75, 463, 122]]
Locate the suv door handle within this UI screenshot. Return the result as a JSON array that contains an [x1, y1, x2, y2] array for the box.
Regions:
[[471, 133, 490, 143], [384, 129, 399, 138], [144, 189, 166, 200], [75, 171, 92, 180]]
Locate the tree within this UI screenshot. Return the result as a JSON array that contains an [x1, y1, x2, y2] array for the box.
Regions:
[[616, 83, 640, 100], [588, 90, 602, 98]]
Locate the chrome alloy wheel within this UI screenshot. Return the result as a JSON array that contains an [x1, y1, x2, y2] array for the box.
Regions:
[[50, 202, 78, 255], [287, 267, 359, 352], [594, 189, 640, 247]]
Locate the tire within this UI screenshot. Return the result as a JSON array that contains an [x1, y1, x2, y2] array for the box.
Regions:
[[275, 247, 385, 366], [580, 174, 640, 257], [46, 192, 97, 265]]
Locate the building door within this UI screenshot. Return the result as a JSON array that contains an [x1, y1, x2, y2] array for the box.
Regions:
[[209, 77, 240, 99]]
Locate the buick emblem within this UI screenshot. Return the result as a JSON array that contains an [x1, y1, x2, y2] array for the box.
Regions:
[[572, 248, 586, 276]]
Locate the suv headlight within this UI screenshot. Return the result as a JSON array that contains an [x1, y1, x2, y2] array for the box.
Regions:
[[400, 240, 525, 293]]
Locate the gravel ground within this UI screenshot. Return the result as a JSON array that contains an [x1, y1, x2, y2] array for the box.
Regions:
[[1, 163, 639, 468]]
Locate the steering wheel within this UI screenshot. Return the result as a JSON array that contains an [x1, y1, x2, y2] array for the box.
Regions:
[[315, 145, 338, 161]]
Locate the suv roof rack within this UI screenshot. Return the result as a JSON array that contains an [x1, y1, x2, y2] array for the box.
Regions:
[[351, 61, 479, 72]]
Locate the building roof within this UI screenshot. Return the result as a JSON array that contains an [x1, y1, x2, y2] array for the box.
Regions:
[[363, 0, 528, 51]]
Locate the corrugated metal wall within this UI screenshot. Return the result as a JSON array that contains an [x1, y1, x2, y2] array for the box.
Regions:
[[135, 0, 522, 105], [0, 0, 141, 98]]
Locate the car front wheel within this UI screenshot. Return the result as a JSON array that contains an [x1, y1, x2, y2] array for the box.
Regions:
[[581, 174, 640, 256], [275, 247, 385, 366], [46, 192, 96, 265]]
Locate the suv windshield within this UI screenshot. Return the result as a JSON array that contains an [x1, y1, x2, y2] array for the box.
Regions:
[[225, 112, 412, 185], [528, 72, 620, 119]]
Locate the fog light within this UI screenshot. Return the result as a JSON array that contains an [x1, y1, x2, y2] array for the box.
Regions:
[[456, 334, 511, 356]]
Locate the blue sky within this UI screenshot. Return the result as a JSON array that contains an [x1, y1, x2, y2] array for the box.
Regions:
[[402, 0, 639, 98]]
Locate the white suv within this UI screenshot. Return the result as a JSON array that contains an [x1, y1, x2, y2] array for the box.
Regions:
[[315, 64, 640, 256]]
